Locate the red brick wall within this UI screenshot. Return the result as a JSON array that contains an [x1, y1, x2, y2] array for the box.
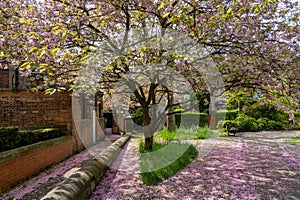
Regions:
[[0, 90, 72, 128], [0, 69, 9, 88], [0, 136, 73, 192]]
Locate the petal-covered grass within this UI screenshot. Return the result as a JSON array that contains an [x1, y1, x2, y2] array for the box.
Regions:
[[284, 134, 300, 145], [139, 142, 198, 185]]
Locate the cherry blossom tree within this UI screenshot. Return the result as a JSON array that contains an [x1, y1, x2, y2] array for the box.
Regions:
[[0, 0, 299, 149]]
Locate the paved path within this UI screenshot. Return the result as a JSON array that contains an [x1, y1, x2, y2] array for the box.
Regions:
[[89, 131, 300, 200]]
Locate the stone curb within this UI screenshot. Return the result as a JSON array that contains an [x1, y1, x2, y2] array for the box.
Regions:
[[41, 133, 132, 200]]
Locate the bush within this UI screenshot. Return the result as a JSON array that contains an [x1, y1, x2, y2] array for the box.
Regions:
[[267, 120, 284, 130], [0, 128, 62, 152], [217, 120, 238, 131], [243, 103, 289, 123], [0, 127, 21, 152], [234, 114, 258, 132], [257, 117, 269, 130]]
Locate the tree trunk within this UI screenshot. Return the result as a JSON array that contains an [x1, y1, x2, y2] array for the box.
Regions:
[[167, 91, 176, 131], [143, 106, 153, 150]]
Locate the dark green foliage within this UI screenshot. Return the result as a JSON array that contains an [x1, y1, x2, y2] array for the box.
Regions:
[[130, 107, 143, 126], [140, 142, 198, 185], [256, 117, 269, 130], [19, 128, 61, 146], [225, 110, 239, 120], [0, 127, 20, 152], [218, 114, 285, 132], [216, 110, 238, 121], [257, 117, 283, 131], [266, 120, 284, 130], [235, 114, 259, 132], [217, 120, 238, 131], [243, 103, 289, 123], [0, 128, 61, 152]]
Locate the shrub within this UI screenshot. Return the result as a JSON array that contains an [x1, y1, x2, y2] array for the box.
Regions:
[[0, 128, 62, 152], [235, 114, 258, 132], [217, 120, 238, 131], [195, 126, 209, 139], [267, 120, 284, 130], [0, 127, 20, 152], [257, 117, 269, 130], [243, 103, 289, 123], [216, 110, 238, 121]]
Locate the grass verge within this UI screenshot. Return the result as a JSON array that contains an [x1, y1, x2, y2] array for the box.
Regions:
[[284, 134, 300, 145], [139, 141, 198, 185], [155, 126, 227, 142]]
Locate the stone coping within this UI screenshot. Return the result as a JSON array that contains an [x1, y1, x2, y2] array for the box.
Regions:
[[41, 133, 132, 200]]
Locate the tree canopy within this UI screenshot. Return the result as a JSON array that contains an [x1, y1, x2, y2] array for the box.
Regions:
[[0, 0, 299, 108], [1, 0, 299, 149]]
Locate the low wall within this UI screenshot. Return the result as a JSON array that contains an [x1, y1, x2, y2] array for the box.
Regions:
[[41, 133, 132, 200], [0, 136, 73, 192]]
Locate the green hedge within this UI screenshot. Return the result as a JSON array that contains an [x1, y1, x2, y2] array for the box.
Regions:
[[0, 127, 20, 152], [0, 128, 62, 152], [175, 112, 208, 128], [175, 111, 238, 128]]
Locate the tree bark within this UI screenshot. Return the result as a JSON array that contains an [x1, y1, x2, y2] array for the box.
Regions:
[[167, 91, 176, 131], [143, 106, 153, 150]]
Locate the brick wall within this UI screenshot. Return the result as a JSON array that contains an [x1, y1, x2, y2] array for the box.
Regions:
[[0, 90, 72, 128], [0, 136, 73, 192], [0, 69, 9, 88]]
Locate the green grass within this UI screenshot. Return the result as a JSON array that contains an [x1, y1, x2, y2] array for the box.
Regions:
[[284, 135, 300, 145], [155, 127, 227, 142], [139, 141, 198, 185]]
